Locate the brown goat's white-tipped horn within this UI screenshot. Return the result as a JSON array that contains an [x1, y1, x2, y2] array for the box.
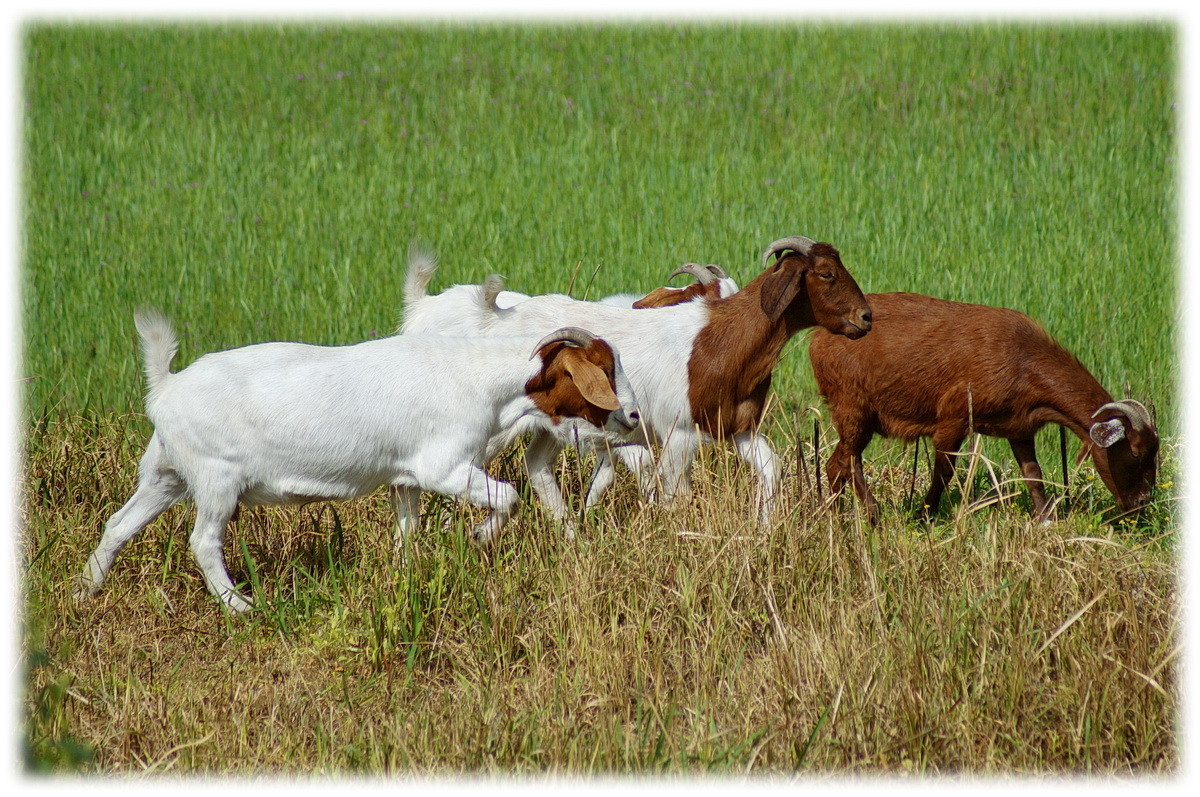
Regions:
[[1092, 399, 1154, 433], [669, 263, 717, 285], [704, 264, 729, 279], [529, 327, 599, 360], [761, 235, 818, 267]]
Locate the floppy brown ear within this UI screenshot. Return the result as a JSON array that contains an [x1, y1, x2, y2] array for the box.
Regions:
[[633, 287, 683, 309], [759, 261, 806, 322], [563, 353, 621, 411]]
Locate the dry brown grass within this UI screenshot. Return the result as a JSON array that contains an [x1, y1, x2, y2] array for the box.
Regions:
[[20, 412, 1180, 776]]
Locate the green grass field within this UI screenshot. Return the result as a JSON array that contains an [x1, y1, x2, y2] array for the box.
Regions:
[[19, 22, 1179, 775]]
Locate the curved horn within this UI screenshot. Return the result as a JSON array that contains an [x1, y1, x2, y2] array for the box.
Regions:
[[529, 327, 599, 360], [704, 264, 729, 279], [1091, 399, 1154, 433], [669, 263, 717, 285], [761, 235, 817, 268]]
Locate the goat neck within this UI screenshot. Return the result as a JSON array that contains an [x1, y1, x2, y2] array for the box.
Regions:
[[683, 266, 807, 440], [1027, 348, 1159, 513], [685, 243, 870, 440]]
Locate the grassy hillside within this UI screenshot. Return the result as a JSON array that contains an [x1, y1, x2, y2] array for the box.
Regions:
[[19, 22, 1179, 776]]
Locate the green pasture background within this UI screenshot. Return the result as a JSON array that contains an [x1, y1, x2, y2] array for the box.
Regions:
[[21, 22, 1178, 436]]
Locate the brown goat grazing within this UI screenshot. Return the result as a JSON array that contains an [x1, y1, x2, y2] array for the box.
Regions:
[[808, 292, 1159, 523]]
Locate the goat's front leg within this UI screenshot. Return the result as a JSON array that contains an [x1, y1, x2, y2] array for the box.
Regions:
[[921, 426, 966, 519], [523, 431, 577, 538], [1008, 437, 1052, 522], [456, 465, 519, 545], [826, 428, 880, 524], [585, 444, 654, 509], [733, 431, 780, 527], [584, 449, 618, 509]]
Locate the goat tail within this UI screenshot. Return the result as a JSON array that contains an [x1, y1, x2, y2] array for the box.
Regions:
[[133, 307, 177, 403], [480, 274, 505, 311], [404, 242, 438, 306]]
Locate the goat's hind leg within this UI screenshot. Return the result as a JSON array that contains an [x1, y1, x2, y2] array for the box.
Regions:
[[187, 485, 252, 613], [76, 437, 186, 602], [389, 485, 422, 554]]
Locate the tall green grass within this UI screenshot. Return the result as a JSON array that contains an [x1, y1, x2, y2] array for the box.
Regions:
[[22, 22, 1177, 433]]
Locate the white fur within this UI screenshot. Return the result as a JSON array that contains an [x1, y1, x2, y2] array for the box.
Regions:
[[498, 281, 738, 311], [77, 309, 639, 612]]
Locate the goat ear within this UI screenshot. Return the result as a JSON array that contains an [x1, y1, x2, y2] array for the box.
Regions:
[[1089, 418, 1127, 449], [563, 354, 620, 411], [759, 261, 805, 322]]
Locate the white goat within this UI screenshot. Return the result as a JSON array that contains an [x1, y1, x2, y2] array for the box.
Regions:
[[401, 260, 739, 516], [76, 309, 639, 612], [400, 239, 872, 526], [401, 261, 737, 325]]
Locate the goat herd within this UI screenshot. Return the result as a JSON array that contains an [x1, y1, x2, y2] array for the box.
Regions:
[[75, 235, 1160, 612]]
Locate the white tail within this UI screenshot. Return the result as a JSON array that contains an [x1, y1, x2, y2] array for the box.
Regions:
[[404, 243, 438, 308], [133, 307, 177, 401]]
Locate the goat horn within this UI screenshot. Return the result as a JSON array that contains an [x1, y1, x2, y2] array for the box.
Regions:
[[761, 235, 818, 267], [705, 264, 729, 279], [1091, 399, 1154, 433], [529, 327, 599, 359], [668, 263, 717, 285]]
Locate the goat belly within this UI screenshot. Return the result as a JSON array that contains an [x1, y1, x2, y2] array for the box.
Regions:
[[238, 476, 394, 507]]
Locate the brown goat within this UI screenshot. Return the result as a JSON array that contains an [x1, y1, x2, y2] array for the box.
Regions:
[[689, 239, 873, 442], [808, 292, 1159, 523]]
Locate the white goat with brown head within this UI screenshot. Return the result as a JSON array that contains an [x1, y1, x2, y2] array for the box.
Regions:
[[76, 309, 639, 612]]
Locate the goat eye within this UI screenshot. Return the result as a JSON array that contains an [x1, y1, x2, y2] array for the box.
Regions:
[[820, 272, 835, 282]]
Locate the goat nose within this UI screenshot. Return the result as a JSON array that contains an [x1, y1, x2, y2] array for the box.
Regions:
[[860, 310, 873, 325], [628, 410, 641, 425]]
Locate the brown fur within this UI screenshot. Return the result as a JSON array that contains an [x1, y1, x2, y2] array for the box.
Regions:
[[687, 242, 872, 440], [525, 339, 622, 428], [631, 281, 721, 309], [808, 292, 1159, 521]]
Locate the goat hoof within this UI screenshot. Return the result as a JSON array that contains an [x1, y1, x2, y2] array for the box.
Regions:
[[219, 592, 255, 614], [72, 576, 99, 603]]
